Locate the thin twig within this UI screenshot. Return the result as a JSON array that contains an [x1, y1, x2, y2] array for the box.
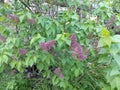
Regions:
[[19, 0, 34, 13]]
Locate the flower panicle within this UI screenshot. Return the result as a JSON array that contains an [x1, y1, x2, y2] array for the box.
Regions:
[[18, 48, 27, 55], [54, 67, 64, 78], [28, 18, 36, 24], [70, 33, 77, 42], [70, 34, 87, 60], [0, 34, 6, 42], [7, 14, 19, 22], [40, 40, 55, 52]]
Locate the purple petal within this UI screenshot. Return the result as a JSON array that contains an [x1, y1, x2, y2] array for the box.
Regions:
[[18, 48, 27, 55], [70, 33, 77, 41], [93, 40, 98, 49], [59, 73, 64, 78], [0, 34, 6, 42], [71, 41, 79, 50], [7, 14, 19, 22], [54, 67, 61, 75], [46, 40, 55, 50], [72, 45, 87, 60], [40, 40, 55, 51], [54, 67, 64, 78], [40, 42, 48, 51], [28, 18, 36, 24]]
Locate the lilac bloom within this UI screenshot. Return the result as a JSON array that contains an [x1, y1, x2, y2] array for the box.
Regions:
[[71, 41, 79, 50], [28, 18, 36, 24], [18, 48, 27, 55], [40, 40, 55, 52], [40, 42, 48, 51], [7, 14, 19, 22], [70, 33, 77, 41], [54, 67, 64, 78], [46, 40, 55, 50], [0, 34, 6, 42], [93, 40, 98, 49], [70, 34, 87, 60], [59, 73, 64, 78], [72, 46, 86, 60]]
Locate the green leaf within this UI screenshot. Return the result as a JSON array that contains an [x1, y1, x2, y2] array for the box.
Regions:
[[46, 57, 50, 65], [102, 27, 110, 37], [30, 34, 41, 45], [71, 14, 79, 20], [3, 55, 8, 64], [10, 61, 16, 69], [25, 56, 30, 67], [74, 69, 79, 77], [98, 36, 112, 47], [59, 81, 66, 89], [112, 35, 120, 43], [98, 54, 111, 63], [103, 36, 112, 47], [3, 51, 12, 57], [110, 77, 120, 90], [110, 44, 120, 55], [61, 34, 66, 41], [37, 63, 44, 71], [6, 80, 16, 90], [46, 70, 50, 78], [102, 85, 111, 90], [62, 59, 67, 65], [0, 65, 4, 73], [33, 56, 37, 63], [38, 16, 45, 27], [57, 40, 64, 48], [98, 38, 104, 47], [55, 34, 62, 40], [29, 59, 34, 67], [19, 15, 25, 23], [26, 12, 32, 19], [65, 39, 71, 46], [46, 29, 52, 36], [25, 56, 37, 67], [52, 76, 59, 85], [110, 65, 120, 76], [45, 21, 52, 30], [113, 54, 120, 67], [16, 61, 23, 72]]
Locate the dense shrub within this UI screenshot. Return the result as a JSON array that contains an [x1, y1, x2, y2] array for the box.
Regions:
[[0, 0, 120, 90]]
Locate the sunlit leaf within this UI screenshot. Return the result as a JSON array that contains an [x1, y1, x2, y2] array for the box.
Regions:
[[102, 27, 110, 37]]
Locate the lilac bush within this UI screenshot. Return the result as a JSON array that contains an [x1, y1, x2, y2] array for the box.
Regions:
[[0, 0, 120, 90]]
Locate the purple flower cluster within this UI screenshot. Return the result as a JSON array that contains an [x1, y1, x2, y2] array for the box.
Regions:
[[70, 33, 77, 41], [7, 14, 19, 22], [71, 34, 79, 49], [18, 48, 27, 55], [70, 34, 86, 60], [28, 18, 36, 24], [54, 67, 64, 78], [114, 26, 120, 31], [105, 16, 116, 27], [93, 40, 101, 53], [40, 40, 55, 52], [0, 34, 6, 42], [93, 40, 98, 49]]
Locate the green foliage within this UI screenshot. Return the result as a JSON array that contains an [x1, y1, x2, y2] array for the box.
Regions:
[[0, 0, 120, 90]]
